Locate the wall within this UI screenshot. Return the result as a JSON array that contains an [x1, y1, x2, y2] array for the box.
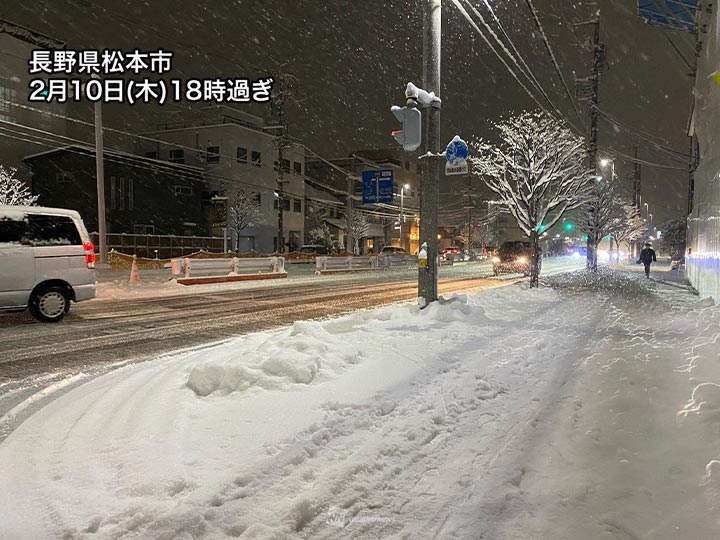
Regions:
[[687, 3, 720, 299]]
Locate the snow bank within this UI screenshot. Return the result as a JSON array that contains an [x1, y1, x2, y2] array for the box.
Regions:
[[186, 294, 484, 397], [186, 320, 364, 396]]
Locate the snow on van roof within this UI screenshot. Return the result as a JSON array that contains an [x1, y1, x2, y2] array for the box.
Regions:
[[0, 205, 82, 220]]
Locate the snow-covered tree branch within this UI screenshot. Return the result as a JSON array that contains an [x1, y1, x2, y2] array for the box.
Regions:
[[227, 189, 263, 253], [470, 111, 595, 286], [0, 166, 38, 206], [348, 210, 369, 255]]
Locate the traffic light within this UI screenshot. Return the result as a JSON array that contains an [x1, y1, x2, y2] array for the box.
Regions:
[[582, 235, 588, 241], [391, 105, 422, 151], [564, 222, 574, 231], [538, 224, 546, 231]]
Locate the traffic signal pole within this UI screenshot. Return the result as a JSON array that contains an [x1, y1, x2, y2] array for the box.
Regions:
[[419, 0, 441, 304]]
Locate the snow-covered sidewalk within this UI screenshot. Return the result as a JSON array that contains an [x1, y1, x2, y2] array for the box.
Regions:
[[1, 269, 718, 539]]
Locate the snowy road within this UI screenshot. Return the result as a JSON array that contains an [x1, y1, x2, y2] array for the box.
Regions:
[[2, 266, 718, 539]]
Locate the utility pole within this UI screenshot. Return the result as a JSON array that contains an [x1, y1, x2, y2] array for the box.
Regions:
[[465, 163, 474, 257], [633, 145, 642, 258], [92, 74, 107, 264], [583, 12, 603, 270], [419, 0, 442, 304], [270, 75, 292, 253], [346, 174, 354, 254]]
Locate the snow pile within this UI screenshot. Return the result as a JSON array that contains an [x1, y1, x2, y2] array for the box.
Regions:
[[186, 294, 483, 398], [187, 320, 364, 396]]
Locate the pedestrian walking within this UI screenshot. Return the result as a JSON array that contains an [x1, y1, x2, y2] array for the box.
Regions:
[[638, 242, 657, 278]]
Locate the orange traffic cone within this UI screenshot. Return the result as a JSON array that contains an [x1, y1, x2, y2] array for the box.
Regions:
[[129, 255, 140, 282]]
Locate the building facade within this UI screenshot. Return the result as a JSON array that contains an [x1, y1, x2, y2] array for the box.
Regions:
[[136, 107, 305, 253], [687, 3, 720, 300], [24, 145, 207, 236]]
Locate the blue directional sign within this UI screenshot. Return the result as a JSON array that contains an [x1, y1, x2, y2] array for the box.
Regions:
[[362, 169, 394, 204], [445, 135, 469, 165]]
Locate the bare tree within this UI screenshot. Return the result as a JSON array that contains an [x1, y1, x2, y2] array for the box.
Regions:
[[611, 204, 646, 257], [227, 189, 263, 253], [348, 210, 369, 254], [0, 165, 38, 206], [471, 111, 595, 287], [577, 180, 629, 270]]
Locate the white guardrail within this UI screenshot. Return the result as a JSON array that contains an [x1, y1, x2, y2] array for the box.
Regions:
[[315, 255, 418, 275], [166, 256, 285, 278]]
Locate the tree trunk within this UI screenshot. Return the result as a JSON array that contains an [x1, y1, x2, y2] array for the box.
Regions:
[[529, 231, 541, 288], [586, 238, 598, 272]]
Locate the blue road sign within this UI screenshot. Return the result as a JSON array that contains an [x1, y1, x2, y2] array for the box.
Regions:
[[445, 136, 469, 165], [362, 169, 394, 204]]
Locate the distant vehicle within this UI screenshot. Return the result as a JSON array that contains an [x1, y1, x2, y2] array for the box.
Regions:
[[492, 241, 540, 276], [569, 246, 588, 259], [298, 245, 330, 256], [0, 205, 96, 322], [380, 246, 408, 255], [440, 246, 462, 261]]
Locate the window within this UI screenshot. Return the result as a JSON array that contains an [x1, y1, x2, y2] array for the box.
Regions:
[[0, 218, 26, 244], [134, 224, 155, 235], [404, 160, 410, 171], [237, 147, 248, 164], [110, 176, 132, 210], [206, 146, 220, 163], [0, 86, 17, 123], [25, 214, 82, 246], [293, 198, 302, 213], [273, 198, 290, 211], [293, 161, 302, 176], [175, 185, 192, 196], [281, 159, 290, 173], [55, 171, 73, 183], [251, 150, 262, 167], [169, 149, 184, 163], [253, 192, 261, 205], [145, 151, 158, 159]]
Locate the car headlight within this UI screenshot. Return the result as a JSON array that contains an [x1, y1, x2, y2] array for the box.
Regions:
[[492, 256, 500, 263], [516, 256, 527, 264]]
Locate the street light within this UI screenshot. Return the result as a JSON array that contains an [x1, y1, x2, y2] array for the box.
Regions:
[[599, 157, 615, 181], [400, 184, 410, 250]]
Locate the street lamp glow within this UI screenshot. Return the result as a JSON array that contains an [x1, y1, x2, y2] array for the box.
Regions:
[[600, 158, 610, 167], [404, 184, 410, 190]]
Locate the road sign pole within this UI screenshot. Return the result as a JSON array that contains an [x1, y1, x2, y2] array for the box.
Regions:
[[419, 0, 441, 305]]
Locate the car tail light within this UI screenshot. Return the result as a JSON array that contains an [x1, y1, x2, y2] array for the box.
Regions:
[[83, 241, 96, 269]]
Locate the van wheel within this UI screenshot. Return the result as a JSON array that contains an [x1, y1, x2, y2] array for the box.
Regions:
[[29, 286, 70, 323]]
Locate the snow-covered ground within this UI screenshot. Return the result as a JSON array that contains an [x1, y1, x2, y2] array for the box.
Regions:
[[1, 267, 718, 539]]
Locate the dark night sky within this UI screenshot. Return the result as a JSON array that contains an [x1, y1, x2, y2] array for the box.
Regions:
[[1, 0, 695, 225]]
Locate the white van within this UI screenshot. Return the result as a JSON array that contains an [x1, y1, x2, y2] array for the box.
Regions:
[[0, 205, 97, 322]]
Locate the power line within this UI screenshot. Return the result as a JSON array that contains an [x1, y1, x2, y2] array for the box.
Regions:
[[599, 145, 690, 171], [0, 97, 365, 200], [522, 0, 584, 123], [451, 0, 585, 137]]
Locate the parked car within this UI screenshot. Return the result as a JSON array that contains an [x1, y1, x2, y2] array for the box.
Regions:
[[440, 246, 461, 260], [492, 241, 541, 276], [380, 246, 408, 255], [0, 205, 96, 322], [298, 244, 330, 256]]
